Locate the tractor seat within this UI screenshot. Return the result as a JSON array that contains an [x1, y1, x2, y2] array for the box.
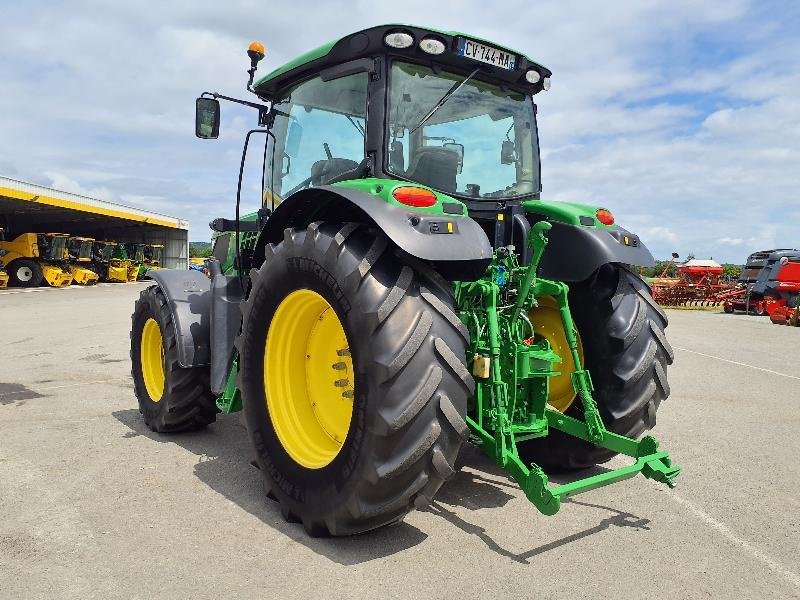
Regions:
[[405, 147, 459, 193], [311, 158, 360, 186]]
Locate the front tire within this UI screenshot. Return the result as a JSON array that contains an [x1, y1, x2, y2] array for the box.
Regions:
[[238, 223, 472, 536], [130, 285, 219, 432], [519, 264, 674, 469]]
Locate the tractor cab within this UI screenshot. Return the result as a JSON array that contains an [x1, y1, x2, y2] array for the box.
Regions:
[[196, 25, 557, 262], [143, 244, 164, 267], [67, 237, 94, 262], [65, 236, 99, 285], [91, 241, 130, 283], [93, 241, 116, 263], [38, 233, 69, 263], [124, 243, 146, 264]]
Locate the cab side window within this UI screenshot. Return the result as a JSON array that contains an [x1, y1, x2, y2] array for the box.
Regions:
[[270, 72, 367, 197]]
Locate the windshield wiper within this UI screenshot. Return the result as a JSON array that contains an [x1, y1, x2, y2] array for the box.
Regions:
[[346, 114, 365, 137], [409, 67, 481, 134]]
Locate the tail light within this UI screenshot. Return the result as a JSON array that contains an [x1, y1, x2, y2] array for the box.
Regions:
[[392, 187, 437, 208], [596, 208, 615, 225]]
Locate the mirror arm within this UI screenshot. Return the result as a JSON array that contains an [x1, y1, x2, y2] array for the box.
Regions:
[[200, 91, 282, 127]]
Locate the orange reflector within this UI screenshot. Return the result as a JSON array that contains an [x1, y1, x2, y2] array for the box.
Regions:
[[596, 208, 615, 225], [392, 186, 437, 208]]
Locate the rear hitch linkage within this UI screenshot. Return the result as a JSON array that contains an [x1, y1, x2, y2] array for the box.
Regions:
[[454, 221, 680, 516]]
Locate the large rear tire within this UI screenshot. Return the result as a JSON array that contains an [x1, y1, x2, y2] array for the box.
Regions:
[[8, 259, 43, 288], [238, 223, 472, 536], [130, 285, 219, 432], [519, 264, 673, 469]]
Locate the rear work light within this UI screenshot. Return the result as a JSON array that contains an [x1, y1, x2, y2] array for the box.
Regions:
[[392, 186, 437, 207], [525, 70, 541, 84], [596, 208, 615, 225], [384, 32, 414, 49]]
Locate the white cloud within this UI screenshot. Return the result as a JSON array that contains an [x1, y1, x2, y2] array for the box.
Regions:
[[0, 0, 796, 264]]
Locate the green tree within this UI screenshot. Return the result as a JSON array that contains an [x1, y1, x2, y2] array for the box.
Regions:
[[646, 260, 678, 278], [722, 263, 743, 278], [189, 245, 213, 258]]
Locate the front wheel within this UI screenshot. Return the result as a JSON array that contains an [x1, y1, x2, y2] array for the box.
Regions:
[[9, 259, 43, 287], [130, 285, 219, 432], [519, 264, 674, 469], [238, 223, 472, 536]]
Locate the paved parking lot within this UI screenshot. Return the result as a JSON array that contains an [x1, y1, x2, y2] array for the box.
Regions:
[[1, 283, 798, 599]]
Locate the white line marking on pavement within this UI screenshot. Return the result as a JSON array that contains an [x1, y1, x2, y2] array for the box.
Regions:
[[671, 494, 800, 588], [0, 379, 126, 398], [674, 347, 800, 381]]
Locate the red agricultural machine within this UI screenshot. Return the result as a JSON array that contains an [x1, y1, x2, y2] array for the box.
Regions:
[[723, 250, 800, 317], [648, 254, 735, 306]]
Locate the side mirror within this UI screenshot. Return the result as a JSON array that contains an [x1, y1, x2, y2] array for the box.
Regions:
[[443, 142, 464, 174], [195, 97, 220, 139], [285, 117, 303, 158], [501, 140, 516, 165]]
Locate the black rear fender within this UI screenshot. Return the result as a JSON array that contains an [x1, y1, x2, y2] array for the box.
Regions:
[[254, 186, 493, 280], [536, 220, 656, 282]]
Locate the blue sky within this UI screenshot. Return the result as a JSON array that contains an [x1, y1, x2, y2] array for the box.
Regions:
[[1, 1, 798, 262]]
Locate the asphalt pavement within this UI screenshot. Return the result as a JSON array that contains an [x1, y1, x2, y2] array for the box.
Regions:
[[1, 283, 798, 599]]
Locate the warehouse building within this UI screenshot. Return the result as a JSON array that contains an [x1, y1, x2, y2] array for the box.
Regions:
[[0, 176, 188, 269]]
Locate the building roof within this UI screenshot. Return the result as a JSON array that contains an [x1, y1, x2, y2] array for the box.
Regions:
[[0, 176, 188, 230]]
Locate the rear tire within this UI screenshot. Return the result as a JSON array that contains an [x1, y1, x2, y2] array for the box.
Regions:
[[130, 285, 219, 432], [237, 222, 472, 536], [9, 259, 43, 287], [519, 264, 673, 469]]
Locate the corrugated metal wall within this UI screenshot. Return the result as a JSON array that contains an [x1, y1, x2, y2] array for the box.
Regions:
[[100, 225, 188, 270], [141, 228, 188, 270]]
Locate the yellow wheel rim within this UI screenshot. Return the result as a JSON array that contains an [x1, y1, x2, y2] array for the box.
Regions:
[[264, 289, 355, 469], [530, 297, 584, 413], [141, 318, 165, 402]]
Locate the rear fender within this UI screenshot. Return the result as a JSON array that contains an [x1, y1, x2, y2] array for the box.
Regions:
[[255, 185, 493, 280], [535, 220, 655, 282]]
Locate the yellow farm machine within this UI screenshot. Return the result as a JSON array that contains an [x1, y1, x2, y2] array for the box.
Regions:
[[0, 232, 73, 287], [65, 237, 100, 285]]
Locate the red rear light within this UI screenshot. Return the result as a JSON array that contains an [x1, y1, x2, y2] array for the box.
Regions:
[[392, 186, 437, 208], [596, 208, 615, 225]]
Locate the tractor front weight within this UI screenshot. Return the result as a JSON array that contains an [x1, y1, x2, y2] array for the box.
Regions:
[[453, 222, 680, 516]]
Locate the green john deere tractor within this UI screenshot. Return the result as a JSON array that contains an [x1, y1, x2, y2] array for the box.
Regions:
[[130, 25, 678, 536]]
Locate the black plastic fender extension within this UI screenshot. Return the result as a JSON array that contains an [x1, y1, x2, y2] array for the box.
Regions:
[[255, 185, 494, 281], [147, 268, 243, 394], [147, 269, 211, 368], [537, 220, 656, 282]]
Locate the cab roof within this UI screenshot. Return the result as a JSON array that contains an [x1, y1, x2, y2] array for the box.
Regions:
[[254, 24, 551, 96]]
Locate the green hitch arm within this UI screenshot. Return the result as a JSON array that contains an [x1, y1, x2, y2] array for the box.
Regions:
[[511, 221, 552, 324]]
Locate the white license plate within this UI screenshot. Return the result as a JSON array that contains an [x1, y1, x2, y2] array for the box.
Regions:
[[457, 38, 516, 71]]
